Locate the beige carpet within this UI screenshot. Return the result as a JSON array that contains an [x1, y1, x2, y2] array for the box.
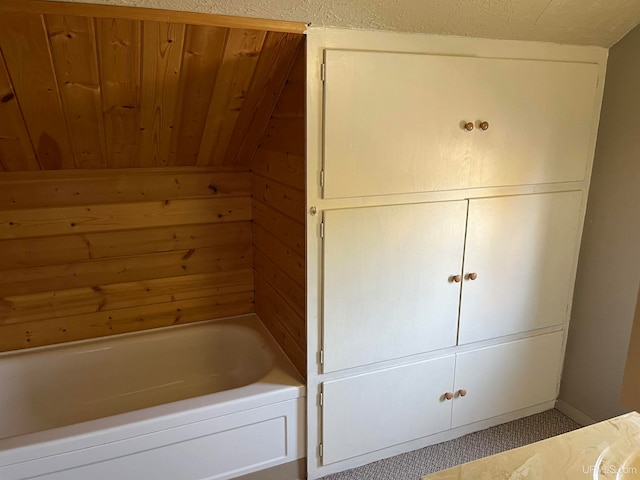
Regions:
[[320, 409, 581, 480]]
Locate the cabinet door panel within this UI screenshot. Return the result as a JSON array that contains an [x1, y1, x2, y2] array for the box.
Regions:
[[323, 50, 598, 199], [323, 202, 467, 372], [459, 191, 583, 344], [452, 331, 564, 428], [467, 59, 599, 188], [323, 50, 474, 199], [322, 356, 455, 465]]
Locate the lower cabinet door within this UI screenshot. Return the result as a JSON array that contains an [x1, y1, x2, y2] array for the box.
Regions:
[[321, 356, 455, 465], [452, 331, 564, 428]]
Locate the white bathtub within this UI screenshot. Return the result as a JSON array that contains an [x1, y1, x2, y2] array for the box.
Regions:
[[0, 314, 305, 480]]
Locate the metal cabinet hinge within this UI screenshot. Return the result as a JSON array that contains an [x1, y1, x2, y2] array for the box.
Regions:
[[319, 349, 324, 364], [320, 222, 325, 239], [320, 63, 326, 82], [319, 443, 324, 457], [320, 170, 325, 188], [319, 392, 324, 406]]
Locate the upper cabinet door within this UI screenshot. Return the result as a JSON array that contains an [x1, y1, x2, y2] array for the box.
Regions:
[[458, 191, 583, 344], [323, 50, 599, 199], [322, 201, 467, 372], [323, 50, 475, 199], [466, 58, 599, 189]]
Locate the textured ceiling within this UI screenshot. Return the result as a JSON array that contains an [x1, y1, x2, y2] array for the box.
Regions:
[[52, 0, 640, 47]]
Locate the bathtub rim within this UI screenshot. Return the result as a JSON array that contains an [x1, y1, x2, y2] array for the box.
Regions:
[[0, 312, 285, 360], [0, 313, 305, 467]]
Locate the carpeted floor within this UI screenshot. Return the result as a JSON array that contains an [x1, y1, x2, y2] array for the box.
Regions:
[[320, 409, 581, 480]]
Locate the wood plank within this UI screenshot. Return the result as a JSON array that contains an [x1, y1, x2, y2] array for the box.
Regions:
[[0, 270, 253, 323], [255, 269, 304, 346], [96, 18, 141, 168], [139, 21, 185, 167], [0, 12, 75, 169], [0, 0, 307, 34], [0, 170, 250, 209], [254, 249, 305, 319], [253, 223, 304, 287], [0, 232, 94, 268], [169, 25, 227, 166], [87, 221, 251, 260], [251, 148, 304, 190], [222, 32, 303, 167], [0, 165, 242, 180], [251, 172, 305, 222], [198, 28, 266, 166], [0, 51, 39, 171], [270, 77, 305, 120], [282, 44, 305, 84], [0, 292, 255, 352], [252, 199, 304, 257], [0, 243, 253, 297], [46, 14, 107, 169], [271, 46, 305, 119], [0, 221, 251, 269], [0, 196, 251, 239], [258, 117, 305, 157], [256, 299, 305, 376]]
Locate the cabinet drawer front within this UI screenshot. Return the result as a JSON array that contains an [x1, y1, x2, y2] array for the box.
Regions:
[[322, 356, 455, 465], [459, 191, 583, 344], [323, 50, 599, 199], [322, 201, 466, 372], [452, 331, 564, 428]]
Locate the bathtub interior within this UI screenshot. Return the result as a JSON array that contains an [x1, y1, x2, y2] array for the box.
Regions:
[[0, 315, 298, 441]]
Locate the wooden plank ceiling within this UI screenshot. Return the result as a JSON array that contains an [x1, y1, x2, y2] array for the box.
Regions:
[[0, 6, 304, 171]]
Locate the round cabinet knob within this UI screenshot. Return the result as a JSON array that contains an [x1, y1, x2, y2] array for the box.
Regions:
[[479, 121, 489, 131], [463, 122, 474, 131], [452, 275, 462, 283], [458, 389, 467, 397], [444, 392, 454, 400], [468, 272, 478, 280]]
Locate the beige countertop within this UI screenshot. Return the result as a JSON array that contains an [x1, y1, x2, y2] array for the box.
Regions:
[[421, 412, 640, 479]]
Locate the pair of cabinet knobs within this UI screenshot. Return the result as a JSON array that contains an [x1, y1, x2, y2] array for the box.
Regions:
[[464, 121, 489, 131], [444, 389, 467, 400], [452, 273, 477, 282]]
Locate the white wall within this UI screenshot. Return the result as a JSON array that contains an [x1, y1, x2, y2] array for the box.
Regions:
[[559, 23, 640, 422]]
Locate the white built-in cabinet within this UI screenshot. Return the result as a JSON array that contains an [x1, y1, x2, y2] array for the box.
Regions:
[[307, 29, 606, 479]]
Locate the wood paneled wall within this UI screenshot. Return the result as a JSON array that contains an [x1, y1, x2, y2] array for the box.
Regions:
[[252, 47, 306, 376], [0, 1, 307, 371], [0, 3, 304, 171], [0, 167, 254, 351]]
